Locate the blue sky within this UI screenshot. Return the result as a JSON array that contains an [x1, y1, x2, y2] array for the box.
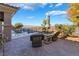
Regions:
[[11, 3, 73, 26]]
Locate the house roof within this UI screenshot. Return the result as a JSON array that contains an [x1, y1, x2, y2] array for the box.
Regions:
[[0, 3, 20, 14], [0, 3, 19, 9]]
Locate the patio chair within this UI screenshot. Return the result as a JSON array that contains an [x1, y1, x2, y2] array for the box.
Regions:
[[43, 31, 60, 44], [43, 33, 53, 44], [43, 36, 52, 44], [59, 34, 69, 40], [51, 31, 61, 41]]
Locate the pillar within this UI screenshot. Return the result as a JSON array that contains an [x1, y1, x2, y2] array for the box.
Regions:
[[3, 12, 12, 41]]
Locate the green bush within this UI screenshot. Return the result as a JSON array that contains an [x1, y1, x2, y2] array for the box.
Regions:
[[55, 24, 76, 36]]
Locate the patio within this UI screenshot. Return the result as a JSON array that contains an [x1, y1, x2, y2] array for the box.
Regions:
[[0, 3, 79, 56], [0, 34, 79, 56]]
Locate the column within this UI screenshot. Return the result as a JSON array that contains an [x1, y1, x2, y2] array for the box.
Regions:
[[3, 12, 12, 42]]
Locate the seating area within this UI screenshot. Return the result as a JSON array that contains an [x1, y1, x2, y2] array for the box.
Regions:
[[30, 31, 61, 47]]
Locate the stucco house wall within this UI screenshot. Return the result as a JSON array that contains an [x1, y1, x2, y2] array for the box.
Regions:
[[0, 3, 19, 41]]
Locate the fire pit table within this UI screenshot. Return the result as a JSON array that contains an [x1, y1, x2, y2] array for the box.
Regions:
[[30, 33, 44, 47]]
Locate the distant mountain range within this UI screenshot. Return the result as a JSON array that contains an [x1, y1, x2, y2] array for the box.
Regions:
[[23, 25, 41, 28], [23, 25, 55, 31]]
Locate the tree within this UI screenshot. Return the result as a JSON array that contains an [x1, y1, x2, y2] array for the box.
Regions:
[[67, 3, 79, 26], [67, 3, 79, 36], [55, 24, 76, 36], [68, 25, 76, 35], [41, 15, 51, 32], [14, 23, 23, 29], [55, 24, 62, 31], [41, 19, 47, 31], [13, 23, 23, 33]]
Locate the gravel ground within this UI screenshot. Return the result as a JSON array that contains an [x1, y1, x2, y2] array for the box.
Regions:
[[0, 35, 79, 56]]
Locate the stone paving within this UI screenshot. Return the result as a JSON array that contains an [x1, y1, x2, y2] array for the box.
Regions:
[[0, 35, 79, 56]]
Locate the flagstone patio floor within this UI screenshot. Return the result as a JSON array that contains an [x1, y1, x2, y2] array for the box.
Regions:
[[0, 34, 79, 56]]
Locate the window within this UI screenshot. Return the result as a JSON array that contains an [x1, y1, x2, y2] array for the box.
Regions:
[[0, 12, 4, 22]]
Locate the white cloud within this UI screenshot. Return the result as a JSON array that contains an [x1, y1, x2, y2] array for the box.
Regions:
[[23, 6, 34, 10], [55, 3, 63, 7], [7, 3, 47, 10], [6, 3, 63, 10], [49, 3, 63, 8], [8, 3, 35, 10], [26, 16, 34, 19], [39, 3, 47, 8], [46, 10, 67, 16]]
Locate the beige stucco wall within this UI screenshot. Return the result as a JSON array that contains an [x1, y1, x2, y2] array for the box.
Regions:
[[0, 4, 18, 42], [3, 12, 12, 41]]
